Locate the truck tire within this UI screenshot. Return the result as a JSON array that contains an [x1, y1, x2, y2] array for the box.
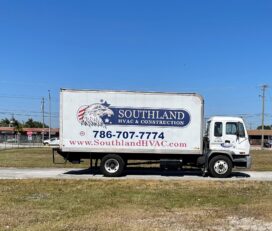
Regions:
[[100, 154, 125, 177], [209, 155, 232, 178]]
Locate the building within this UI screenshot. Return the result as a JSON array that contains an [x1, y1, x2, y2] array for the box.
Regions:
[[0, 127, 59, 143], [248, 130, 272, 145]]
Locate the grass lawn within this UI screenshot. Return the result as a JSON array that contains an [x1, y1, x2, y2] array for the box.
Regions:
[[0, 148, 89, 168], [0, 147, 271, 171], [0, 180, 271, 231], [250, 149, 272, 171], [0, 149, 272, 230]]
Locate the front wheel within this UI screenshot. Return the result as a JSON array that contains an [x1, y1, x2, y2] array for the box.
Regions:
[[209, 155, 232, 178], [100, 154, 125, 177]]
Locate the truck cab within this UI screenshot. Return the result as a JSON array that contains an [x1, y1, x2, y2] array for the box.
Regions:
[[204, 116, 251, 177]]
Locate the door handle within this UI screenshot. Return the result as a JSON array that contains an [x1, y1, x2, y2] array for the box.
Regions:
[[225, 140, 230, 143]]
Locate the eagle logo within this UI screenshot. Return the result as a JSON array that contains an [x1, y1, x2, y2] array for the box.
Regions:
[[77, 101, 114, 128]]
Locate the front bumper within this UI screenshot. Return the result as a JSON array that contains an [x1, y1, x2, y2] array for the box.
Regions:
[[233, 155, 252, 169]]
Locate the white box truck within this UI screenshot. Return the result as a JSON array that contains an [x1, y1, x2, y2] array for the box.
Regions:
[[56, 89, 251, 178]]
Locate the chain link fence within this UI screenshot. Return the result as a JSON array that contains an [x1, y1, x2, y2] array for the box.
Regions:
[[0, 134, 45, 149]]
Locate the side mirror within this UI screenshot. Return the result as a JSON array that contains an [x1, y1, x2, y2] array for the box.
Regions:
[[236, 122, 240, 139], [236, 131, 240, 140]]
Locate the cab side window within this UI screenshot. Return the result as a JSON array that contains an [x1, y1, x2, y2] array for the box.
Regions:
[[214, 122, 223, 137], [226, 122, 237, 135], [238, 122, 246, 137]]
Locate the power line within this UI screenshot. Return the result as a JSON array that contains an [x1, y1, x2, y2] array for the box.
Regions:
[[0, 95, 59, 102], [0, 111, 58, 116], [0, 112, 58, 118]]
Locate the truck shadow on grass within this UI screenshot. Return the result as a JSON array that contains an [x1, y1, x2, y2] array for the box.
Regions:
[[64, 167, 251, 178]]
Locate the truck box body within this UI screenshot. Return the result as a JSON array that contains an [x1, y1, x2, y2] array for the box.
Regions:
[[60, 89, 204, 155]]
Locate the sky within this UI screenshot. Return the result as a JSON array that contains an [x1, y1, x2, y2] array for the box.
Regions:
[[0, 0, 272, 128]]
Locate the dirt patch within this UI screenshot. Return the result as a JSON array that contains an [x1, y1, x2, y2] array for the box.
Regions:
[[225, 216, 272, 231]]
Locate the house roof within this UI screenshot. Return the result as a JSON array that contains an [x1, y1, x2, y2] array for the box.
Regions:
[[248, 130, 272, 136]]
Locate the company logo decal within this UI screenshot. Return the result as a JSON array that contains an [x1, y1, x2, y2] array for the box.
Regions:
[[77, 101, 114, 128], [77, 100, 190, 128], [221, 143, 234, 148]]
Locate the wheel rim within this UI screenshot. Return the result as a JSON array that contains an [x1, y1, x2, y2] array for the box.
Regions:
[[105, 159, 120, 173], [214, 160, 228, 175]]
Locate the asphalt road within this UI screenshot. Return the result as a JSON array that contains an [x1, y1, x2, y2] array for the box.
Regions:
[[0, 167, 272, 181]]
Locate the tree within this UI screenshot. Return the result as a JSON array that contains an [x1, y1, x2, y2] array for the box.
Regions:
[[0, 117, 48, 128], [13, 119, 23, 133], [0, 118, 10, 127], [4, 116, 23, 132], [0, 117, 22, 131], [24, 118, 35, 128], [24, 118, 48, 128], [257, 125, 272, 130]]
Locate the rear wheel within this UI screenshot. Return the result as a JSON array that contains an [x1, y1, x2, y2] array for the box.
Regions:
[[100, 154, 125, 177], [209, 155, 232, 178]]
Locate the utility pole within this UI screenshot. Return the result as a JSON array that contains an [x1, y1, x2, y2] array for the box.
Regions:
[[260, 85, 269, 150], [249, 122, 253, 130], [48, 90, 51, 140], [41, 97, 45, 142]]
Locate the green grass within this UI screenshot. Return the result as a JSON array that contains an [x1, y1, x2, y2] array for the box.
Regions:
[[251, 150, 272, 171], [0, 148, 272, 171], [0, 147, 272, 171], [0, 149, 272, 230], [0, 180, 271, 231], [0, 148, 89, 168]]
